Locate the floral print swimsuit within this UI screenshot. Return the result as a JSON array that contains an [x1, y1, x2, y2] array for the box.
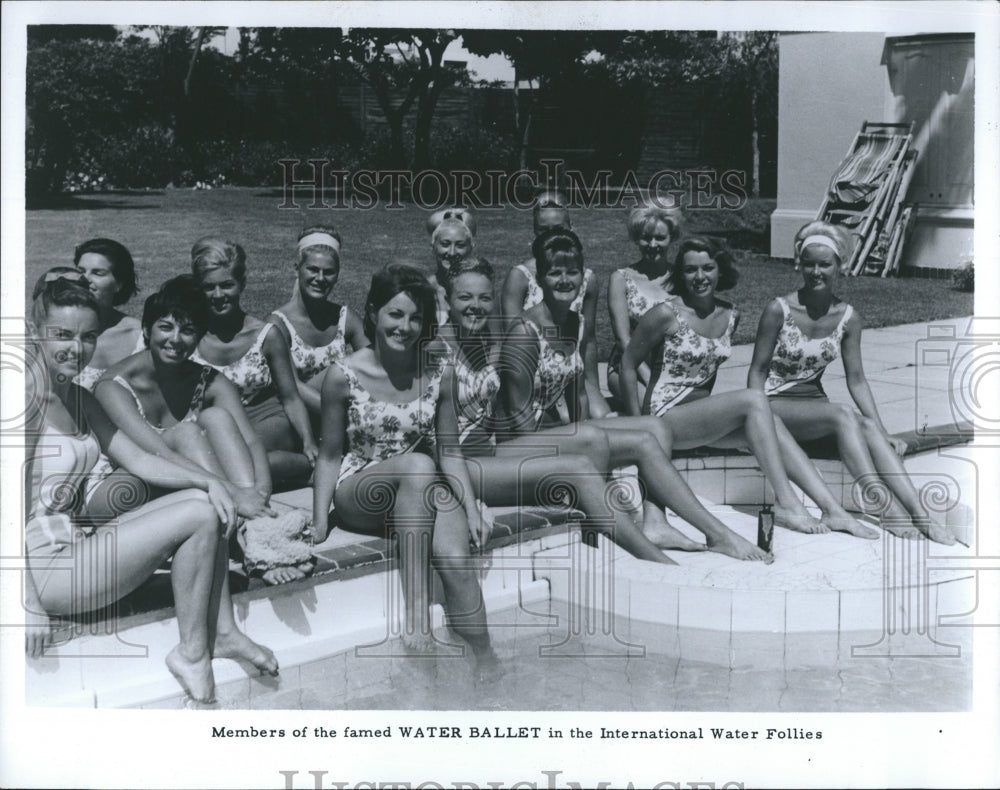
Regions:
[[271, 307, 347, 383], [647, 300, 737, 416], [521, 318, 584, 429], [608, 267, 672, 377], [451, 344, 501, 456], [764, 296, 854, 398], [191, 323, 275, 406], [336, 361, 445, 486]]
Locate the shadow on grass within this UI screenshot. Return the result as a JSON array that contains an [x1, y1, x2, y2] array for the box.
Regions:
[[26, 191, 163, 211]]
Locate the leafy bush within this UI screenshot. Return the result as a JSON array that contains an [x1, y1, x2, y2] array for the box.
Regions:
[[952, 260, 974, 292], [429, 123, 517, 175], [86, 125, 189, 188]]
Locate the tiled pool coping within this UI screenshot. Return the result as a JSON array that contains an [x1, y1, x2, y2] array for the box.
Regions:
[[25, 431, 976, 708]]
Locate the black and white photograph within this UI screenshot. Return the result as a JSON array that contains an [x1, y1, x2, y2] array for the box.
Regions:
[[2, 2, 998, 788]]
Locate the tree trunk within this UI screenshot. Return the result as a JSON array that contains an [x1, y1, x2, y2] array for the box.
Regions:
[[750, 90, 760, 199]]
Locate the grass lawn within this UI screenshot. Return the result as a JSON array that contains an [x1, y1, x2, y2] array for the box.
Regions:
[[25, 188, 973, 358]]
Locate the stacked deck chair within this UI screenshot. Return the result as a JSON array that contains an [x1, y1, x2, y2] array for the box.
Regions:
[[817, 121, 919, 276]]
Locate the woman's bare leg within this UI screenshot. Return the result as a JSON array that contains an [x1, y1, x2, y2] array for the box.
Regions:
[[332, 453, 439, 648], [424, 479, 499, 676], [587, 416, 771, 561], [500, 426, 692, 556], [208, 534, 279, 674], [471, 450, 680, 564], [195, 407, 257, 488], [162, 420, 229, 478], [36, 490, 227, 702], [661, 390, 826, 534], [253, 411, 313, 492], [768, 399, 919, 536], [769, 417, 879, 538]]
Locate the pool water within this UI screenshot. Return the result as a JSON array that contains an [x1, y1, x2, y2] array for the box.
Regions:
[[232, 615, 973, 712]]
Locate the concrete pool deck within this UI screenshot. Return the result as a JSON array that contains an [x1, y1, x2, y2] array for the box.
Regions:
[[24, 316, 988, 709]]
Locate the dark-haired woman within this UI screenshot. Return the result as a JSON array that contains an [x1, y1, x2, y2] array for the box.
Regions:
[[441, 256, 683, 564], [500, 195, 609, 417], [748, 221, 956, 544], [621, 237, 874, 537], [188, 236, 317, 491], [72, 238, 145, 391], [312, 263, 498, 673], [25, 272, 276, 703], [95, 277, 314, 585], [268, 226, 368, 416], [500, 229, 771, 561]]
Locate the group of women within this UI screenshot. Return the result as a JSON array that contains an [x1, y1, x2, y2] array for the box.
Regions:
[[23, 196, 956, 703]]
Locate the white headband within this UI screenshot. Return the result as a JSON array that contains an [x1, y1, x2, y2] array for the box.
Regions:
[[298, 232, 340, 253], [799, 234, 841, 256]]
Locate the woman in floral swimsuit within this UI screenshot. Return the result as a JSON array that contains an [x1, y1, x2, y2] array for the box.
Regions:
[[499, 228, 771, 561], [311, 264, 499, 674], [749, 221, 957, 544], [267, 225, 368, 417], [606, 205, 682, 408], [189, 236, 317, 491], [621, 236, 875, 538], [95, 277, 313, 585], [441, 257, 697, 564], [27, 274, 277, 703], [499, 194, 609, 417]]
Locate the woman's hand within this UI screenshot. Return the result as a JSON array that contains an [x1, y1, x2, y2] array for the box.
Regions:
[[885, 434, 908, 457], [206, 480, 238, 539], [231, 486, 277, 520], [468, 499, 495, 549], [25, 608, 53, 659], [302, 440, 319, 466]]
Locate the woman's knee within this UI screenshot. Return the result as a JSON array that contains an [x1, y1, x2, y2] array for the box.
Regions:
[[165, 420, 208, 450], [575, 425, 611, 466], [741, 388, 771, 414], [198, 406, 236, 431], [394, 453, 439, 491], [834, 404, 862, 430]]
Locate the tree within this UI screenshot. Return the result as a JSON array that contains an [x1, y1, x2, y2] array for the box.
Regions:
[[596, 31, 777, 197], [26, 36, 159, 192], [462, 31, 602, 172], [682, 32, 777, 198], [339, 29, 462, 170], [131, 26, 227, 149]]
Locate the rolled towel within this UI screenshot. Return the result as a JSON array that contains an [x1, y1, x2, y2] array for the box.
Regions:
[[240, 509, 314, 574]]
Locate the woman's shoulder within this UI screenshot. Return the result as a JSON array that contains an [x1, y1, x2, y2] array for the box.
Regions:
[[100, 348, 145, 381]]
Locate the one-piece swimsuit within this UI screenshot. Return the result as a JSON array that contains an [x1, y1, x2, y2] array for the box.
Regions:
[[335, 361, 445, 487], [764, 296, 854, 399], [271, 307, 348, 383], [646, 300, 737, 416]]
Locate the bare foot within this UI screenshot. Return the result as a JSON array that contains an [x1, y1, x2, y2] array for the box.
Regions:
[[166, 645, 216, 703], [912, 516, 957, 546], [642, 509, 707, 552], [880, 515, 923, 540], [821, 512, 880, 539], [261, 564, 309, 586], [400, 631, 437, 654], [773, 504, 828, 534], [706, 532, 773, 562], [473, 649, 504, 684], [214, 631, 279, 676]]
